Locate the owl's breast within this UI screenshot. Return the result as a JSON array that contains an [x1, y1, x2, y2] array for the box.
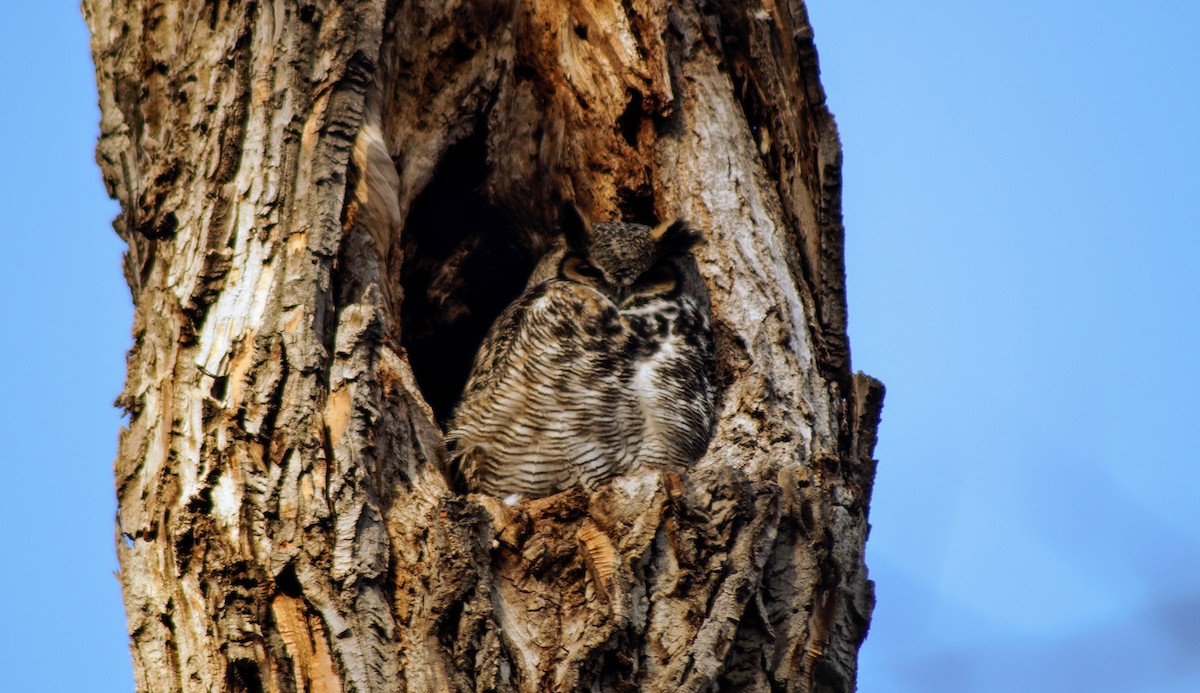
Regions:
[[621, 296, 716, 466], [450, 276, 715, 498]]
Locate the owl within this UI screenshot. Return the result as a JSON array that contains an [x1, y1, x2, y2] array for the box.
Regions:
[[446, 204, 717, 499]]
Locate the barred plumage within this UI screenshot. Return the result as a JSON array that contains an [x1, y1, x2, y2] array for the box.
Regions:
[[447, 205, 716, 499]]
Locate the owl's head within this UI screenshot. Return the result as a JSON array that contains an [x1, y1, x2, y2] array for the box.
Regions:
[[557, 203, 701, 301]]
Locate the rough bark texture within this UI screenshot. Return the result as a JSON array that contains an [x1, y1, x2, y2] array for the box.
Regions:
[[88, 1, 883, 691]]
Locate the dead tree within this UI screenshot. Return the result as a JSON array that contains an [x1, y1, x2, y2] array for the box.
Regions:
[[87, 0, 883, 690]]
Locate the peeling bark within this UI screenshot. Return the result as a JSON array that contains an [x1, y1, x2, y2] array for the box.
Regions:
[[88, 0, 883, 691]]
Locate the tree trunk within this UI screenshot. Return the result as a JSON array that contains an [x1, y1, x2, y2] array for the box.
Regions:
[[87, 1, 883, 691]]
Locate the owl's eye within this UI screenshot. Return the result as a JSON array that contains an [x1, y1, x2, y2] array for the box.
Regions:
[[562, 256, 605, 283], [628, 262, 679, 299], [637, 263, 674, 285]]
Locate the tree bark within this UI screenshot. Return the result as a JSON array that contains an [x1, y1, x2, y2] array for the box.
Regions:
[[87, 1, 883, 691]]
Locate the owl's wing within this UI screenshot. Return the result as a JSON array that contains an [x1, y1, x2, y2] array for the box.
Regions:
[[448, 280, 636, 496]]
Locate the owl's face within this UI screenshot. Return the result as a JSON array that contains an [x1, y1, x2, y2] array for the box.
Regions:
[[558, 205, 701, 304]]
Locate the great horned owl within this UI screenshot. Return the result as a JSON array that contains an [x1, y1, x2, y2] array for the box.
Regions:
[[446, 205, 717, 499]]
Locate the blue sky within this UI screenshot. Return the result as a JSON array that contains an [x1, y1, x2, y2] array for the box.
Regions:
[[0, 3, 130, 690], [1, 2, 1196, 691], [807, 1, 1200, 690]]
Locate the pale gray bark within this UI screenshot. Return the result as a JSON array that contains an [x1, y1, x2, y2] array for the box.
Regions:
[[87, 1, 882, 691]]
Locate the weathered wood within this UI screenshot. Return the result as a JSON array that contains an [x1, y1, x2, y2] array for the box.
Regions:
[[88, 0, 883, 691]]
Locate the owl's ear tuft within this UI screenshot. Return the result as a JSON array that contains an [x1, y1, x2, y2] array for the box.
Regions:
[[652, 219, 702, 257], [560, 202, 592, 252]]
